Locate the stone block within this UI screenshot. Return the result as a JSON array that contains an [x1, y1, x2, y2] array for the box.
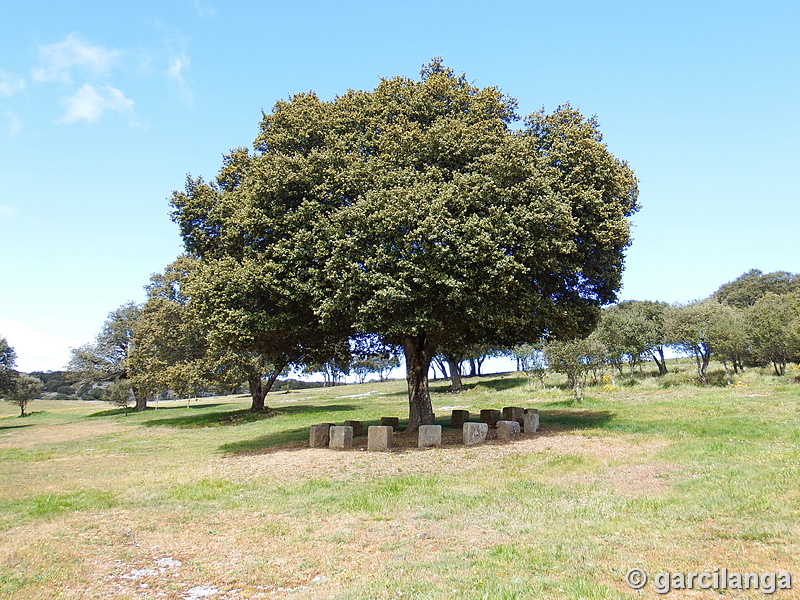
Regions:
[[329, 425, 353, 449], [418, 424, 442, 448], [380, 416, 400, 430], [343, 420, 363, 436], [368, 425, 393, 451], [309, 425, 330, 448], [523, 409, 539, 433], [480, 409, 502, 428], [450, 409, 470, 428], [502, 406, 525, 426], [497, 420, 521, 440], [463, 422, 488, 446]]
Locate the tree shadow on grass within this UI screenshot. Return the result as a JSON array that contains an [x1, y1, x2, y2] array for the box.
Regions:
[[219, 427, 309, 455], [85, 403, 229, 419], [218, 409, 616, 457], [468, 376, 530, 392], [0, 421, 34, 431], [540, 409, 616, 432], [431, 375, 530, 394], [142, 404, 358, 430], [274, 404, 358, 416], [219, 414, 396, 456]]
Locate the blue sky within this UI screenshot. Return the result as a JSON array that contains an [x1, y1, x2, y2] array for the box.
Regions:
[[1, 0, 798, 372]]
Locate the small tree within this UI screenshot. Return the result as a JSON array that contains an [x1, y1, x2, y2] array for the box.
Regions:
[[512, 343, 548, 388], [746, 293, 800, 376], [106, 380, 134, 415], [6, 374, 42, 417], [0, 336, 18, 397], [666, 300, 733, 385], [544, 337, 606, 401], [69, 303, 145, 410]]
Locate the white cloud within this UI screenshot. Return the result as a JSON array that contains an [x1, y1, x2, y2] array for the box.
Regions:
[[3, 111, 21, 135], [60, 83, 134, 124], [166, 53, 193, 106], [0, 69, 25, 97], [32, 33, 119, 83], [0, 318, 74, 373]]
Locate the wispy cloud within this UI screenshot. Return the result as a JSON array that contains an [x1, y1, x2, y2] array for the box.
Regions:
[[0, 69, 25, 97], [32, 33, 119, 83], [3, 111, 21, 135], [60, 84, 135, 124], [193, 0, 216, 19], [166, 53, 193, 106]]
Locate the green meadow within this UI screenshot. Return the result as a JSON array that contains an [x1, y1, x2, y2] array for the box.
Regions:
[[1, 361, 798, 599]]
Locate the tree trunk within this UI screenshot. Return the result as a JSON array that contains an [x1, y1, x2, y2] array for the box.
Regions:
[[468, 358, 476, 377], [401, 332, 440, 432], [695, 347, 710, 385], [132, 384, 147, 411], [649, 347, 668, 376], [248, 362, 285, 412], [432, 356, 448, 380], [722, 360, 731, 386], [476, 355, 485, 376], [248, 377, 267, 412], [446, 355, 462, 392]]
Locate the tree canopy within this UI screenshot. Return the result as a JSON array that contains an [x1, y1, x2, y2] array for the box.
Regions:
[[713, 269, 800, 308], [171, 60, 639, 428], [69, 302, 146, 410], [0, 336, 18, 397]]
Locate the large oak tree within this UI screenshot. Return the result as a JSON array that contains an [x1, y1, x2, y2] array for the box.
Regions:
[[171, 60, 639, 430]]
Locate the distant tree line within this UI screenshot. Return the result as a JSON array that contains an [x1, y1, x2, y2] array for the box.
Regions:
[[510, 269, 800, 400]]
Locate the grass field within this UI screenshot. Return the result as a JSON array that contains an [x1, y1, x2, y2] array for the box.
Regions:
[[1, 361, 799, 599]]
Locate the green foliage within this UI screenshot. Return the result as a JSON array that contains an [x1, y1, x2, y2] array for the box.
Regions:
[[0, 336, 18, 396], [4, 374, 43, 417], [714, 269, 800, 308], [511, 343, 548, 387], [666, 300, 740, 385], [596, 300, 671, 376], [69, 302, 141, 383], [543, 336, 606, 401], [746, 293, 800, 375], [106, 380, 133, 414], [69, 302, 145, 409], [128, 256, 212, 401], [170, 59, 639, 428]]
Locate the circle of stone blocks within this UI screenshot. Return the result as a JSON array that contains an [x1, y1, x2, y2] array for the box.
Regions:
[[502, 406, 525, 426], [367, 425, 394, 451], [418, 424, 442, 448], [462, 421, 489, 446], [523, 409, 539, 433], [343, 420, 363, 436], [496, 419, 521, 440], [329, 425, 354, 449], [380, 416, 400, 430], [309, 424, 331, 448], [450, 409, 470, 428], [480, 409, 501, 428]]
